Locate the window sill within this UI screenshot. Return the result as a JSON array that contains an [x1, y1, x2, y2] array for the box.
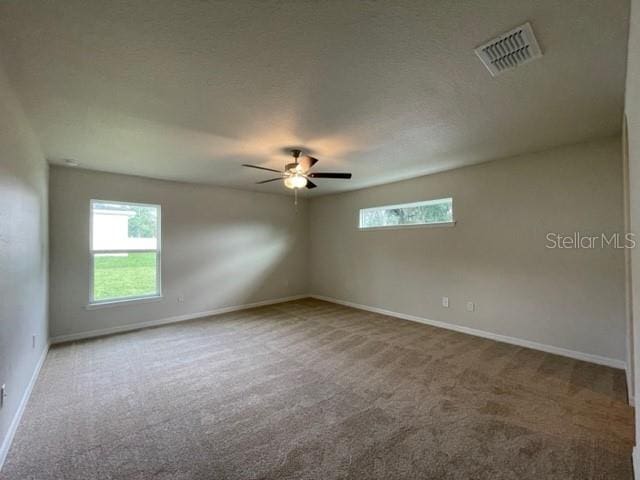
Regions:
[[86, 295, 163, 310], [358, 221, 456, 231]]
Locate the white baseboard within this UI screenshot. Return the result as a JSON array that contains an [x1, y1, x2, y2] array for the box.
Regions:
[[50, 294, 309, 344], [311, 294, 627, 370], [51, 291, 629, 370], [0, 342, 50, 472]]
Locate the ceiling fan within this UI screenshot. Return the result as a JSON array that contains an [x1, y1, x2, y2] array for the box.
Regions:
[[242, 149, 352, 190]]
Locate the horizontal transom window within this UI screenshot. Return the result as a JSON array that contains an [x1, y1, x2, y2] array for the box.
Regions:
[[359, 197, 454, 229]]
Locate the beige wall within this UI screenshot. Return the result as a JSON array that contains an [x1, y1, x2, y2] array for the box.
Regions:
[[0, 61, 48, 462], [49, 167, 309, 339], [309, 137, 626, 363], [624, 0, 640, 470]]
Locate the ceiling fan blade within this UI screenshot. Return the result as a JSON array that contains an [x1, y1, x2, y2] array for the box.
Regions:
[[255, 178, 282, 184], [306, 180, 317, 189], [298, 156, 319, 172], [242, 164, 283, 174], [308, 172, 352, 179]]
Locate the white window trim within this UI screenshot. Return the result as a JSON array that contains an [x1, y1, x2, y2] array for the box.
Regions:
[[89, 199, 162, 307], [358, 221, 456, 231], [85, 295, 164, 310], [358, 197, 455, 230]]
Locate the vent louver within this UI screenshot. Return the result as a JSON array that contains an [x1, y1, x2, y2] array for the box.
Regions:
[[475, 22, 542, 76]]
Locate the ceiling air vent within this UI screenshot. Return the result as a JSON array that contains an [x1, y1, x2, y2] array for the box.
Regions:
[[474, 22, 542, 76]]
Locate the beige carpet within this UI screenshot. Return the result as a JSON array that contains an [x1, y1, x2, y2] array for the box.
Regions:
[[2, 298, 633, 479]]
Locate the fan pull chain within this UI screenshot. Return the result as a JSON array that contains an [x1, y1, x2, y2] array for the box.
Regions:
[[294, 188, 298, 207]]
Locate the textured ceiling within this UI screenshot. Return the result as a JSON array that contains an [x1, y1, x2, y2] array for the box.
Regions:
[[0, 0, 630, 196]]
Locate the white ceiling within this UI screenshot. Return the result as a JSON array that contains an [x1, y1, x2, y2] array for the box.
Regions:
[[0, 0, 630, 196]]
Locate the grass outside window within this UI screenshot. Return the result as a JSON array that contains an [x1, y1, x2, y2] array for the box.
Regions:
[[93, 252, 158, 301]]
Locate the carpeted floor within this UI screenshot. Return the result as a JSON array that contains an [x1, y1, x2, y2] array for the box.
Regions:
[[2, 299, 634, 479]]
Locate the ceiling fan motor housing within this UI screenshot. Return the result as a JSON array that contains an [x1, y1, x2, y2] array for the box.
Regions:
[[285, 162, 300, 172], [286, 149, 303, 172]]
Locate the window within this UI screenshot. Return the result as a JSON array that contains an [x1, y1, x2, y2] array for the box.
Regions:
[[90, 200, 161, 305], [359, 197, 454, 229]]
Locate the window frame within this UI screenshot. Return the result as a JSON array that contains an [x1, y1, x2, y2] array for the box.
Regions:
[[358, 197, 455, 230], [88, 199, 162, 307]]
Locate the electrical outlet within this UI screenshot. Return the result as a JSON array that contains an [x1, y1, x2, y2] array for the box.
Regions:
[[1, 384, 5, 409], [466, 301, 475, 312], [177, 295, 184, 303], [442, 297, 449, 308]]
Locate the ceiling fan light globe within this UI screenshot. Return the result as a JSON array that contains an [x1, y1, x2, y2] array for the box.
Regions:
[[284, 174, 307, 189]]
